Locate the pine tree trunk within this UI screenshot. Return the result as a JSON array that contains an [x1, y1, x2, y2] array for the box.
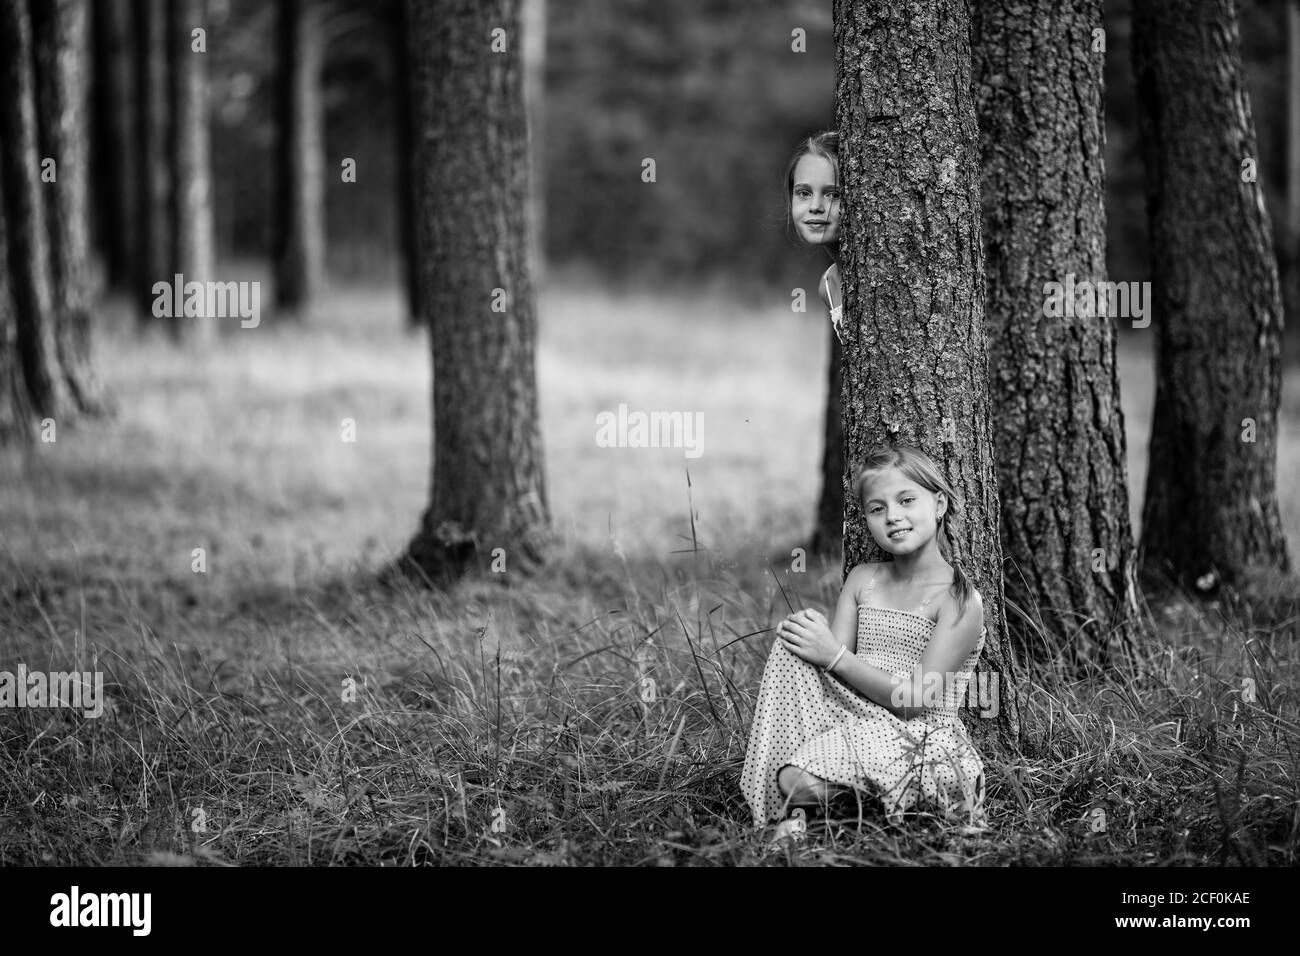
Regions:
[[1132, 0, 1294, 593], [810, 325, 844, 558], [972, 0, 1142, 666], [168, 0, 215, 342], [401, 0, 553, 583], [0, 0, 73, 422], [134, 0, 172, 323], [274, 0, 325, 315], [91, 0, 137, 292], [32, 0, 108, 416], [834, 0, 1018, 749]]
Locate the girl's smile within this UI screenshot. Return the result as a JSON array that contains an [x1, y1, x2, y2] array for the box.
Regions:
[[791, 154, 842, 246], [863, 468, 945, 556]]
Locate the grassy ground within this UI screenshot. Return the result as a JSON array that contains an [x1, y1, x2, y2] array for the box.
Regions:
[[1, 271, 1298, 865]]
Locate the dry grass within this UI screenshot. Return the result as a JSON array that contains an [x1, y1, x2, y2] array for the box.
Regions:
[[1, 268, 1297, 865]]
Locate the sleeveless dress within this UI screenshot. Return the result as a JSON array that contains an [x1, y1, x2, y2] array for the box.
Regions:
[[822, 264, 844, 344], [740, 568, 987, 826]]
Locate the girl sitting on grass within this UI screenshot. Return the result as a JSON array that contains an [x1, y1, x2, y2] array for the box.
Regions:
[[740, 445, 987, 829], [785, 130, 844, 343]]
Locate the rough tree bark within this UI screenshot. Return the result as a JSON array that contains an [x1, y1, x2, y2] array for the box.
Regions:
[[972, 0, 1142, 666], [134, 0, 172, 323], [274, 0, 325, 314], [32, 0, 107, 416], [0, 0, 73, 422], [811, 327, 844, 557], [401, 0, 553, 582], [834, 0, 1018, 749], [1132, 0, 1294, 592], [168, 0, 216, 342]]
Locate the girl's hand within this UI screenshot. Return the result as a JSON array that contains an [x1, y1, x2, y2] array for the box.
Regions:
[[776, 608, 841, 668]]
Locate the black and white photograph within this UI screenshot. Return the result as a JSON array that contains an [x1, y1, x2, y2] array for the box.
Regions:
[[0, 0, 1292, 918]]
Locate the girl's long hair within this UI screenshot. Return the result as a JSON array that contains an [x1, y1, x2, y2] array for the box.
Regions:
[[850, 445, 974, 616], [784, 130, 839, 244]]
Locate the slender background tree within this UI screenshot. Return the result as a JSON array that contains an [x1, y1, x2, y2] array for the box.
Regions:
[[0, 0, 73, 422], [168, 0, 216, 342], [401, 0, 552, 582], [91, 0, 137, 293], [274, 0, 325, 315], [1132, 0, 1294, 594], [135, 0, 172, 323], [390, 0, 420, 328], [522, 0, 546, 282], [811, 328, 843, 557], [33, 0, 107, 415], [0, 195, 33, 442]]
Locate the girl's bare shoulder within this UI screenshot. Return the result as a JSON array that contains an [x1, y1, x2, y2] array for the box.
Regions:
[[935, 580, 985, 628], [844, 561, 881, 596]]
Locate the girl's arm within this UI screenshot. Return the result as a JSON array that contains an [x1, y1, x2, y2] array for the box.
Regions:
[[826, 563, 871, 655], [778, 563, 868, 658], [816, 265, 839, 310], [829, 589, 984, 719]]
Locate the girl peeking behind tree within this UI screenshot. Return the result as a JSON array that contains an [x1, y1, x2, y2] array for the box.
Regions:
[[786, 130, 844, 343]]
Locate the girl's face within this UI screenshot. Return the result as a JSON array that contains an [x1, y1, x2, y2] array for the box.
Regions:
[[790, 154, 841, 246], [861, 467, 946, 557]]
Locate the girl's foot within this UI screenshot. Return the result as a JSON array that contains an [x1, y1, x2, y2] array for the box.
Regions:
[[769, 808, 808, 848]]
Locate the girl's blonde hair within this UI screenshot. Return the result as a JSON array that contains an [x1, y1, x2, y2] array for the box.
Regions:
[[784, 130, 839, 243], [851, 445, 974, 615]]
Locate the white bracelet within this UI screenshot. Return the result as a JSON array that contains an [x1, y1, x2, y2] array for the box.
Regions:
[[824, 644, 847, 674]]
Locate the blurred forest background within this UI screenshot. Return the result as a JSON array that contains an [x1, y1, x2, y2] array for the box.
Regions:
[[76, 0, 1300, 335]]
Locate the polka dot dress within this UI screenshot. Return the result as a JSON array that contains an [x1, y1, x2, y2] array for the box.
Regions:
[[740, 569, 987, 827]]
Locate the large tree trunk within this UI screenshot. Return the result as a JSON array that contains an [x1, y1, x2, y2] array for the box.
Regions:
[[401, 0, 553, 582], [1132, 0, 1293, 593], [274, 0, 325, 315], [0, 0, 73, 421], [134, 0, 172, 323], [168, 0, 216, 342], [32, 0, 107, 416], [810, 326, 844, 558], [972, 0, 1142, 667], [91, 0, 137, 292], [834, 0, 1018, 749]]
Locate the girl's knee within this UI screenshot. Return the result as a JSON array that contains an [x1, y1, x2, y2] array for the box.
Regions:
[[779, 765, 840, 804], [777, 765, 803, 796]]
